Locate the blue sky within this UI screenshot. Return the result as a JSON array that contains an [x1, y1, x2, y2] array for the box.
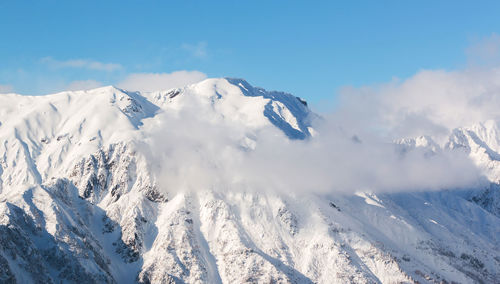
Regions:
[[1, 0, 499, 105]]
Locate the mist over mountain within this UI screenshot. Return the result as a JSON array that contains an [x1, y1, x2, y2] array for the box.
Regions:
[[0, 78, 499, 283]]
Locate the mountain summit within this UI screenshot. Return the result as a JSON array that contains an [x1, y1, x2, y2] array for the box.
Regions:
[[0, 78, 498, 283]]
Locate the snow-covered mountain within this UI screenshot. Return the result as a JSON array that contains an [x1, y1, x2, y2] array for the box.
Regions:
[[0, 78, 498, 283]]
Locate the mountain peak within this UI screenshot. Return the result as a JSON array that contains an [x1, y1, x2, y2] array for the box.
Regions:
[[1, 78, 499, 283], [141, 77, 314, 139]]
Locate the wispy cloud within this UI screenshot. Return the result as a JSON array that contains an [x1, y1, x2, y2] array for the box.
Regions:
[[40, 57, 123, 72], [65, 80, 103, 91], [181, 42, 208, 59], [0, 84, 13, 93], [117, 70, 207, 92], [466, 33, 500, 67]]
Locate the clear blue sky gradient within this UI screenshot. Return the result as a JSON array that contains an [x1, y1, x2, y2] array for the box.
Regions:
[[1, 1, 499, 103]]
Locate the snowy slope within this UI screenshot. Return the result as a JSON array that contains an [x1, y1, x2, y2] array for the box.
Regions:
[[0, 78, 498, 283]]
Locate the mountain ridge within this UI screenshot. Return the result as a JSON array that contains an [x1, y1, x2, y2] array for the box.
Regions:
[[0, 78, 499, 283]]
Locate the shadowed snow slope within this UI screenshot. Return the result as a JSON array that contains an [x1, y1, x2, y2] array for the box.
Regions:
[[0, 78, 498, 283]]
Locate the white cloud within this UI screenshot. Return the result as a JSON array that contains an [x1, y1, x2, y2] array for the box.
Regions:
[[328, 36, 500, 143], [40, 57, 122, 72], [335, 67, 500, 140], [65, 80, 103, 91], [117, 71, 207, 92], [137, 78, 483, 196], [0, 84, 13, 93], [181, 42, 208, 59]]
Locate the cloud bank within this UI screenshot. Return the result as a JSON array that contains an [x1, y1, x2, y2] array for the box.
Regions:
[[138, 73, 490, 196], [335, 67, 500, 141], [332, 33, 500, 142]]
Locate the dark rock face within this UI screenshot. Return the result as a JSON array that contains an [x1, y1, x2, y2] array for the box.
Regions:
[[0, 202, 114, 283], [471, 183, 500, 217]]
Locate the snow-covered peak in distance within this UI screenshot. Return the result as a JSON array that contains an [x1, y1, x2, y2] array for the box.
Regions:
[[143, 77, 314, 139], [446, 120, 500, 183]]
